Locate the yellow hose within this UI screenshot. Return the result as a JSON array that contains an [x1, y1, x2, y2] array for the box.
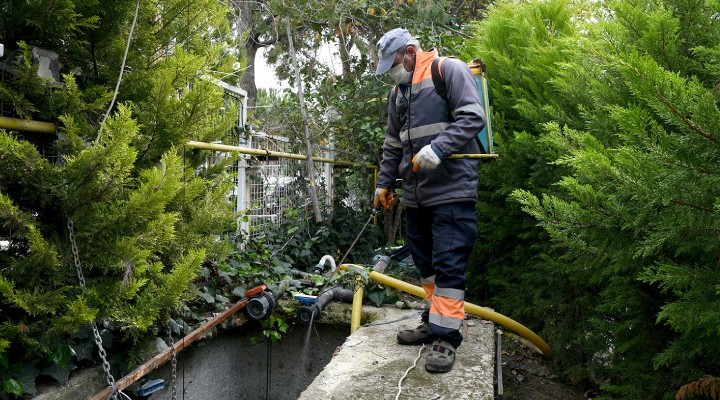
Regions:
[[339, 264, 551, 356], [350, 275, 364, 333]]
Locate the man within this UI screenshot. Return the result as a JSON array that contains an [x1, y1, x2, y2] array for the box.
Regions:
[[373, 28, 486, 373]]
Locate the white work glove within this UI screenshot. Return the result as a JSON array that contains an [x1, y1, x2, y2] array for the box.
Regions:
[[412, 144, 441, 172], [374, 188, 394, 209]]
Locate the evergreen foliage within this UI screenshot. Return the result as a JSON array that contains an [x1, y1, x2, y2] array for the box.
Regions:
[[0, 0, 239, 395], [466, 0, 720, 398]]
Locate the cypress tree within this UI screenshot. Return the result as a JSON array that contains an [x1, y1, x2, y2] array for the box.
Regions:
[[468, 0, 720, 398], [0, 0, 240, 393]]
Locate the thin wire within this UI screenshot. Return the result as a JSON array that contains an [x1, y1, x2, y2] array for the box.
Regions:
[[396, 344, 426, 400], [182, 336, 186, 400], [362, 311, 422, 328], [96, 0, 141, 143], [265, 337, 271, 400]]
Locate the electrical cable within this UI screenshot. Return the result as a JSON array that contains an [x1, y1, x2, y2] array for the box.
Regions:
[[95, 0, 141, 143], [395, 344, 426, 400]]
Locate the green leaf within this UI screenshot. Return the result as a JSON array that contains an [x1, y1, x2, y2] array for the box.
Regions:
[[167, 318, 182, 336], [366, 290, 385, 307], [0, 353, 8, 369], [48, 345, 76, 367], [3, 378, 22, 396], [42, 361, 75, 384], [198, 291, 215, 303], [71, 341, 94, 362], [16, 364, 39, 396], [99, 329, 114, 349]]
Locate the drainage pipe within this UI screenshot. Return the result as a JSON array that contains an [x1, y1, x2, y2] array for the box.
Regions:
[[297, 286, 354, 325], [339, 264, 551, 357], [90, 299, 249, 400], [0, 116, 56, 134]]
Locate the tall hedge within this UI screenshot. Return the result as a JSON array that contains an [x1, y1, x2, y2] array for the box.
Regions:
[[0, 1, 239, 395], [465, 0, 720, 398]]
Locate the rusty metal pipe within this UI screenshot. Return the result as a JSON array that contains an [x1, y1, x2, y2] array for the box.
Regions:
[[90, 299, 249, 400]]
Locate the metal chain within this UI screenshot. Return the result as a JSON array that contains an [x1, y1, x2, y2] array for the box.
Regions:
[[167, 324, 178, 400], [67, 220, 119, 400], [67, 220, 86, 288]]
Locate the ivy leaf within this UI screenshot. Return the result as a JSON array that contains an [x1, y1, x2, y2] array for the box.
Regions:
[[16, 364, 39, 396], [198, 291, 215, 303], [167, 318, 181, 336], [366, 290, 386, 307], [48, 345, 76, 367], [3, 378, 22, 396], [42, 362, 76, 384], [69, 324, 92, 340], [71, 340, 94, 362], [99, 329, 114, 349], [232, 286, 246, 298]]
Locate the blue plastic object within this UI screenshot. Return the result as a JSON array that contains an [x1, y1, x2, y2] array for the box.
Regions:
[[138, 378, 165, 396], [293, 294, 317, 305]]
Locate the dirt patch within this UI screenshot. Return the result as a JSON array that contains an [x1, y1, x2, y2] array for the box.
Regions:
[[500, 336, 590, 400]]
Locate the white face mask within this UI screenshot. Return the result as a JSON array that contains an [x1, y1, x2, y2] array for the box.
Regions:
[[389, 63, 412, 84]]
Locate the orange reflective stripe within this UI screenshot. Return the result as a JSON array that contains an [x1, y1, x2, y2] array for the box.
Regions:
[[422, 283, 435, 301], [437, 57, 446, 79], [430, 296, 465, 320]]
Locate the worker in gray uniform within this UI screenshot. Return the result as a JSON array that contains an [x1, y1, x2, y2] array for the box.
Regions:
[[373, 28, 486, 373]]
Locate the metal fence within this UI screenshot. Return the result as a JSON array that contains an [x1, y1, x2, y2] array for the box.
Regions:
[[233, 133, 333, 238]]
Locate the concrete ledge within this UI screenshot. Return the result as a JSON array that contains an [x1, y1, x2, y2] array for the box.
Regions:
[[299, 306, 496, 400], [34, 366, 105, 400]]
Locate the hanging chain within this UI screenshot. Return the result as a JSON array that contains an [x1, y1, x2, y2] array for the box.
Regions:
[[167, 324, 178, 400], [68, 220, 86, 288], [67, 220, 119, 400]]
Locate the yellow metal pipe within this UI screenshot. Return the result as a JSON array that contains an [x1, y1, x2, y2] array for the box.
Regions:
[[0, 116, 56, 134], [186, 140, 376, 169], [339, 264, 550, 356], [446, 153, 499, 159]]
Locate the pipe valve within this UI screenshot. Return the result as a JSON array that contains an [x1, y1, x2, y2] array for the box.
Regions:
[[245, 284, 276, 320]]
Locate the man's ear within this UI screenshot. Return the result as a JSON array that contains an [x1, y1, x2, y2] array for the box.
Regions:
[[403, 46, 417, 71]]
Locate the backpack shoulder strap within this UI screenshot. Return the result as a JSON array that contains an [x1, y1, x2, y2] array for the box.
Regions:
[[431, 57, 447, 101]]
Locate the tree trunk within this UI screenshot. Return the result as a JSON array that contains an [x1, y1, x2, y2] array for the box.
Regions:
[[232, 0, 276, 110], [241, 40, 259, 110], [285, 17, 322, 222]]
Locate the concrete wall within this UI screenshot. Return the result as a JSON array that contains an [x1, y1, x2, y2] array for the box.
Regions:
[[147, 321, 349, 400]]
